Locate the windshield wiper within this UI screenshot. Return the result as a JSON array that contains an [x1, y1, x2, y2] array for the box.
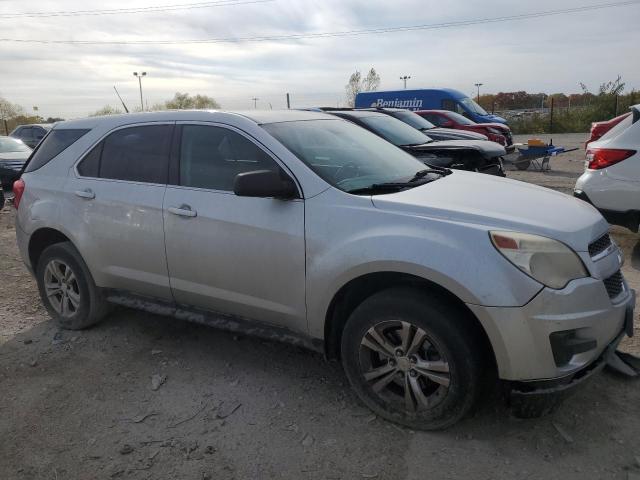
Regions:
[[347, 178, 433, 195], [409, 167, 453, 181]]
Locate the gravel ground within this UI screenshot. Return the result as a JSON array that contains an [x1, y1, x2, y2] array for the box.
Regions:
[[0, 133, 639, 479]]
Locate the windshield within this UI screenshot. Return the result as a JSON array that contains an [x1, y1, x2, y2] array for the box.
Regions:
[[358, 115, 431, 146], [444, 111, 476, 125], [0, 136, 31, 153], [460, 97, 488, 116], [391, 111, 436, 130], [263, 119, 433, 193]]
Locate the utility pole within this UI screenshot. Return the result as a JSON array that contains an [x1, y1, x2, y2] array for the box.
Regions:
[[474, 83, 483, 103], [400, 75, 411, 89], [286, 93, 291, 109], [251, 97, 259, 109], [133, 72, 147, 111]]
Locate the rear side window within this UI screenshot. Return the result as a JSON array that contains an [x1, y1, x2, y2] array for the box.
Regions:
[[77, 125, 172, 184], [25, 129, 90, 173]]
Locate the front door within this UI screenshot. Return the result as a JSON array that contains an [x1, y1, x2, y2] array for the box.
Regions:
[[163, 123, 307, 332]]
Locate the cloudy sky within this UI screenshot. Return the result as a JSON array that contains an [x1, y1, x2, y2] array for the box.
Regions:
[[0, 0, 638, 118]]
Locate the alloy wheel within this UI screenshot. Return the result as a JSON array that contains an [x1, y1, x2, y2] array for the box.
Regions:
[[44, 259, 81, 318], [358, 320, 450, 413]]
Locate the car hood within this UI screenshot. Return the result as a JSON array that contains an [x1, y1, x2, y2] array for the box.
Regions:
[[480, 114, 507, 124], [0, 151, 30, 161], [371, 170, 607, 252], [475, 123, 510, 132], [406, 140, 506, 159], [425, 127, 487, 140]]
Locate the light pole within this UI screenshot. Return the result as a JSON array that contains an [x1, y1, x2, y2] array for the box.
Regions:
[[133, 72, 147, 111], [474, 83, 483, 103], [400, 75, 411, 89], [251, 97, 259, 109]]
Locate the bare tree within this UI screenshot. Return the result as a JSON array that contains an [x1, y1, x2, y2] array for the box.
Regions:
[[345, 68, 381, 107]]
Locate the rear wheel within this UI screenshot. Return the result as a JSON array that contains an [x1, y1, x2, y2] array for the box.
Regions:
[[341, 288, 483, 430], [36, 242, 109, 330]]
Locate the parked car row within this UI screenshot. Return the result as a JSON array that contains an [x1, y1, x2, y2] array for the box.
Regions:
[[12, 109, 635, 430]]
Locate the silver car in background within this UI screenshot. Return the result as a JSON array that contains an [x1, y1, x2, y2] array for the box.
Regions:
[[13, 110, 634, 429]]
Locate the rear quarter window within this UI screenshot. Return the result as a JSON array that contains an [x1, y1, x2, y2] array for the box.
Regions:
[[24, 129, 91, 173]]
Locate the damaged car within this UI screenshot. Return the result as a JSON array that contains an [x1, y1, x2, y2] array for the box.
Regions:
[[322, 109, 506, 176], [13, 109, 634, 430]]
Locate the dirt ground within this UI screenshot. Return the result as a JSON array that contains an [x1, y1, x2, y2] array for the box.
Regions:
[[1, 133, 639, 480]]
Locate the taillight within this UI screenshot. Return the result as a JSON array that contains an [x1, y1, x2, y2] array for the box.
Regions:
[[587, 148, 636, 170], [12, 178, 25, 209]]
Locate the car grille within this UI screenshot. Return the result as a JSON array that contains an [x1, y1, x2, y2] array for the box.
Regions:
[[603, 270, 624, 299], [504, 131, 513, 146], [588, 233, 612, 258]]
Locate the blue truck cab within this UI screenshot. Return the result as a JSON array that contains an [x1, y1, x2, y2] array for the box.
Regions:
[[355, 88, 507, 125]]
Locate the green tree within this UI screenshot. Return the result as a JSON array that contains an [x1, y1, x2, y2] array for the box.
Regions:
[[90, 105, 123, 117], [161, 92, 220, 110]]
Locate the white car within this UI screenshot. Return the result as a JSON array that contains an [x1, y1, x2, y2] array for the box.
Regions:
[[575, 105, 640, 231]]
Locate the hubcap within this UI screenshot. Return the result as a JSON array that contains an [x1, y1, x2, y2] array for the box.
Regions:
[[43, 260, 80, 318], [359, 320, 450, 414]]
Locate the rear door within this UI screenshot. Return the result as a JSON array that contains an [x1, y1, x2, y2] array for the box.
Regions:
[[163, 122, 307, 332], [65, 123, 174, 299]]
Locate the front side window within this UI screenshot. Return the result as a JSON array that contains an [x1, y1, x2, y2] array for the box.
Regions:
[[263, 119, 428, 193], [179, 125, 278, 191], [459, 97, 488, 116], [25, 128, 90, 173]]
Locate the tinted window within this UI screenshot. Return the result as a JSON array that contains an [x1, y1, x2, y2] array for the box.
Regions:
[[77, 143, 102, 177], [180, 125, 277, 191], [33, 127, 47, 140], [25, 129, 90, 173], [20, 128, 34, 140], [99, 125, 172, 183], [441, 99, 456, 111]]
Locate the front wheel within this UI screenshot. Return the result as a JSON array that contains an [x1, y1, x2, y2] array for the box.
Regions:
[[36, 242, 109, 330], [341, 288, 483, 430]]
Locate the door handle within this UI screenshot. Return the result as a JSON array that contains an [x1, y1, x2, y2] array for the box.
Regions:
[[168, 205, 197, 218], [74, 188, 95, 200]]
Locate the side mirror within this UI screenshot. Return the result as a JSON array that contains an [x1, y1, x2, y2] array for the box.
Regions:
[[234, 169, 299, 199]]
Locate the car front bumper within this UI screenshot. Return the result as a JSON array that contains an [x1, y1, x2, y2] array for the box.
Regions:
[[467, 276, 635, 382]]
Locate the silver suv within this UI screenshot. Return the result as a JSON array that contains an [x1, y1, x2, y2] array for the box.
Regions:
[[14, 110, 635, 429]]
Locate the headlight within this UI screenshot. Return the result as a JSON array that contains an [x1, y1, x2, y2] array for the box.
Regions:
[[487, 127, 502, 134], [490, 231, 588, 289]]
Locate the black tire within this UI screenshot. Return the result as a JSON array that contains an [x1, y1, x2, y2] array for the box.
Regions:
[[515, 158, 531, 170], [341, 287, 483, 430], [36, 242, 109, 330]]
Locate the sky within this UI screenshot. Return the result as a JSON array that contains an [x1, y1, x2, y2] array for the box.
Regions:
[[0, 0, 638, 119]]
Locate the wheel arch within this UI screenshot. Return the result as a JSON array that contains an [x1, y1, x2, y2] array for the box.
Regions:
[[28, 227, 74, 271], [323, 271, 497, 369]]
